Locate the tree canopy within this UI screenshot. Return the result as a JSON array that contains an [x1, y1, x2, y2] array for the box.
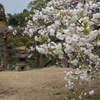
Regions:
[[7, 11, 30, 27], [0, 3, 7, 25], [27, 0, 50, 11]]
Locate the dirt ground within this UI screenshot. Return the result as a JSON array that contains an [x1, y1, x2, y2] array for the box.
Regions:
[[0, 66, 75, 100]]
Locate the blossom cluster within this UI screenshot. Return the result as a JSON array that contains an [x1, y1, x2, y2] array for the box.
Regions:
[[24, 0, 100, 65]]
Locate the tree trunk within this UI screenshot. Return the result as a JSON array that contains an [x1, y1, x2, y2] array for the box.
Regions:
[[40, 54, 42, 68], [4, 36, 7, 70], [37, 51, 39, 68]]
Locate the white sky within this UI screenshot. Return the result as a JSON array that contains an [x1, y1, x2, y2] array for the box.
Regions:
[[0, 0, 32, 15]]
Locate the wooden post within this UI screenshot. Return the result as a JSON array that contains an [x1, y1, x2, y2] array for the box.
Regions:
[[40, 54, 42, 68], [4, 36, 7, 70], [67, 62, 69, 68], [43, 55, 51, 67], [36, 50, 39, 68]]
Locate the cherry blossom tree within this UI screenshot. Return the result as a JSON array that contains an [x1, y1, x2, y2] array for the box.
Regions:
[[23, 0, 100, 99]]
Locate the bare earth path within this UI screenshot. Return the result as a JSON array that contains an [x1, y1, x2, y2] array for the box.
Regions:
[[0, 66, 75, 100]]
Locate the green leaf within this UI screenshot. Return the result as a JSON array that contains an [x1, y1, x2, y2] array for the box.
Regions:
[[92, 51, 97, 55], [82, 28, 90, 35], [84, 63, 89, 66], [84, 22, 88, 28], [80, 53, 84, 57], [54, 6, 64, 10], [96, 36, 100, 40], [80, 13, 85, 18], [87, 70, 90, 75], [61, 44, 66, 51], [72, 56, 75, 60], [52, 86, 54, 89]]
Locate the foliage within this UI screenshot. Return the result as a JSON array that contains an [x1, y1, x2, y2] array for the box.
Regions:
[[0, 3, 7, 25], [7, 11, 31, 27], [25, 41, 34, 48], [18, 42, 24, 46], [20, 37, 29, 45], [7, 36, 17, 49], [0, 21, 7, 30], [7, 51, 18, 67], [27, 0, 50, 11], [23, 9, 28, 13]]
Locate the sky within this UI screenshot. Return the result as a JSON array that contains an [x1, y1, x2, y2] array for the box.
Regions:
[[0, 0, 32, 15]]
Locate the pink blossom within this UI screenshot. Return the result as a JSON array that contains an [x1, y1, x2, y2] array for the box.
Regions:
[[61, 11, 67, 15], [56, 62, 58, 65], [64, 71, 66, 73]]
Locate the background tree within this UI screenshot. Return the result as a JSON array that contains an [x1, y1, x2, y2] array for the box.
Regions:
[[0, 3, 7, 25], [7, 10, 31, 27], [27, 0, 50, 11], [25, 41, 34, 48], [23, 9, 28, 13]]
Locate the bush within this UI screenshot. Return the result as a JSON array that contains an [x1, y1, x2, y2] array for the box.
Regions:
[[20, 37, 29, 45], [0, 21, 7, 29], [25, 41, 34, 48], [18, 42, 24, 46]]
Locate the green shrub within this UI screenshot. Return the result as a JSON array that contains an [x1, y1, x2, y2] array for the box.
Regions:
[[20, 37, 29, 45], [25, 41, 34, 48], [18, 42, 24, 46], [0, 21, 7, 29]]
